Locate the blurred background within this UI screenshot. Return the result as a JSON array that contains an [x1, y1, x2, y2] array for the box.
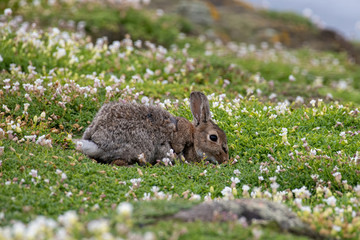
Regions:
[[246, 0, 360, 40], [2, 0, 360, 62], [2, 0, 360, 103], [148, 0, 360, 62]]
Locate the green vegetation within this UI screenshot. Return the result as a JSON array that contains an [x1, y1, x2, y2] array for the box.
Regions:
[[0, 1, 360, 239], [9, 1, 192, 47], [261, 10, 315, 28]]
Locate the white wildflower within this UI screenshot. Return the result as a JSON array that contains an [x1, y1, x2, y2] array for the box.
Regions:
[[29, 169, 38, 178], [162, 157, 172, 166], [130, 178, 142, 186], [269, 93, 277, 100], [221, 186, 233, 199], [289, 74, 296, 81], [151, 186, 159, 193], [332, 225, 341, 232], [61, 173, 67, 180], [353, 185, 360, 196], [142, 192, 151, 201], [87, 219, 109, 234], [58, 211, 78, 229], [4, 8, 12, 16], [310, 99, 316, 107], [141, 96, 150, 105], [117, 202, 133, 217], [295, 96, 304, 104], [323, 196, 337, 206], [146, 68, 154, 75], [189, 194, 201, 201], [231, 177, 240, 184], [269, 114, 277, 119], [310, 149, 317, 156], [54, 48, 67, 59]]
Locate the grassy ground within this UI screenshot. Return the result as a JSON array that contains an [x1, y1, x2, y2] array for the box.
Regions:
[[0, 1, 360, 239]]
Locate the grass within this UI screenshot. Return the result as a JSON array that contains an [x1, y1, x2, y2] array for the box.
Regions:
[[260, 10, 315, 29], [0, 1, 360, 239]]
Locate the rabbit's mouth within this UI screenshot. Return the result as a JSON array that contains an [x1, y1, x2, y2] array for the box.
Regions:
[[196, 150, 218, 164]]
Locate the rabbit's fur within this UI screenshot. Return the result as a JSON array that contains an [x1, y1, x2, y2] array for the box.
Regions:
[[77, 92, 229, 165]]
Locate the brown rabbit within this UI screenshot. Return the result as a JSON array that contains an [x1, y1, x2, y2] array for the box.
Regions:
[[77, 91, 228, 165]]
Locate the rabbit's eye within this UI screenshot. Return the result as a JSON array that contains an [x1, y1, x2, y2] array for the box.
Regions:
[[209, 134, 218, 142]]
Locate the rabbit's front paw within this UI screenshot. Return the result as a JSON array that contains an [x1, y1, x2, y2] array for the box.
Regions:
[[111, 159, 129, 166]]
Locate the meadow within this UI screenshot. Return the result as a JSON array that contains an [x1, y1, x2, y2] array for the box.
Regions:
[[0, 1, 360, 239]]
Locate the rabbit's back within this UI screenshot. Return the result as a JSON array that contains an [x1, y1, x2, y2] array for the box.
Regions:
[[83, 101, 176, 164]]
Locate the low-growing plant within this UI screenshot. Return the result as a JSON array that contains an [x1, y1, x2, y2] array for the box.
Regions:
[[0, 2, 360, 239]]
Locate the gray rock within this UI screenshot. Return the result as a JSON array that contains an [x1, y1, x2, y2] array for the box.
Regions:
[[174, 198, 323, 239], [176, 1, 214, 26]]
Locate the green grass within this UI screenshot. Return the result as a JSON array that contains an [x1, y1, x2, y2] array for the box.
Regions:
[[260, 10, 315, 29], [5, 1, 192, 47], [1, 1, 360, 239]]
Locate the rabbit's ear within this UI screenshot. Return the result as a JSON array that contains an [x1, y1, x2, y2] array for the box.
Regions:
[[190, 92, 211, 126]]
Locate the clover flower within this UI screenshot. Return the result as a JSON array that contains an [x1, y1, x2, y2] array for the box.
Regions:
[[87, 219, 110, 234], [29, 169, 38, 178], [156, 191, 166, 200], [259, 165, 269, 174], [279, 128, 289, 145], [36, 135, 52, 147], [269, 114, 277, 119], [117, 202, 133, 217], [324, 196, 337, 206], [4, 8, 12, 16], [189, 194, 201, 201], [292, 186, 311, 199], [250, 187, 262, 199], [163, 99, 171, 107], [231, 177, 240, 184], [354, 185, 360, 197], [138, 153, 146, 164], [269, 93, 277, 100], [200, 170, 207, 176], [310, 149, 317, 156], [162, 157, 172, 166], [289, 74, 296, 81], [221, 186, 233, 200], [58, 211, 78, 230], [204, 193, 212, 202], [53, 48, 67, 59], [61, 173, 67, 181], [332, 172, 342, 183], [142, 192, 151, 201], [309, 99, 316, 107], [166, 149, 176, 159], [242, 185, 250, 197], [295, 96, 304, 104], [150, 186, 159, 194], [274, 102, 289, 115], [141, 96, 150, 105]]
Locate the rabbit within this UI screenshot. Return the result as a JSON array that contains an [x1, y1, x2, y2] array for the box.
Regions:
[[76, 91, 229, 165]]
